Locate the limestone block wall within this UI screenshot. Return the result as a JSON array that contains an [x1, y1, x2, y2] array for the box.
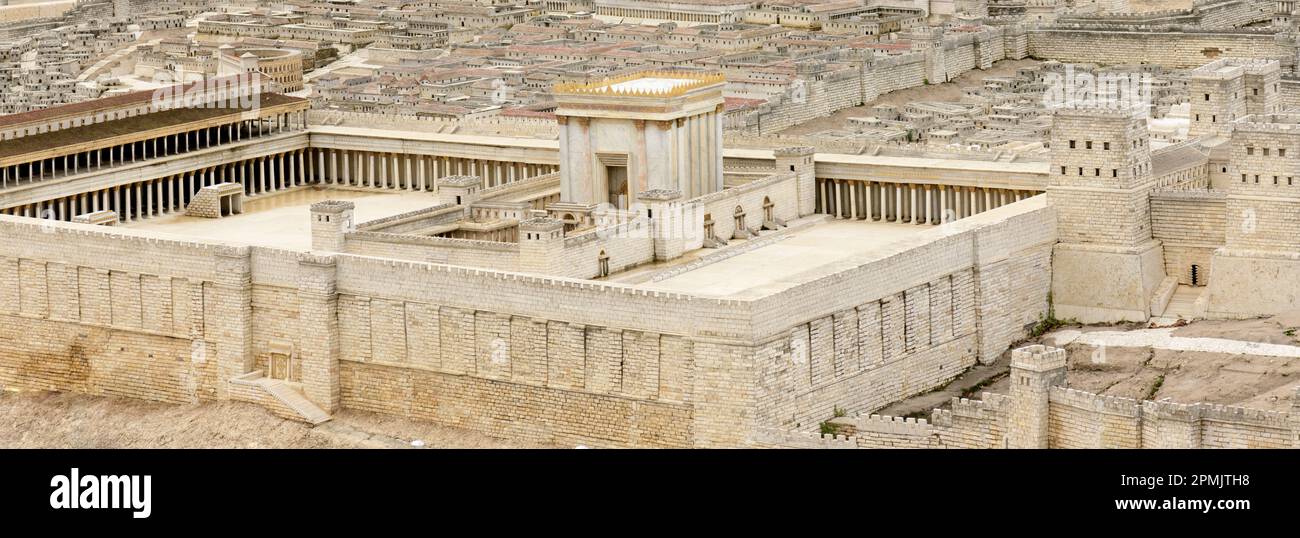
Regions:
[[1047, 387, 1143, 448], [696, 172, 800, 241], [969, 203, 1056, 362], [0, 217, 222, 403], [870, 53, 927, 97], [1026, 28, 1295, 70], [1225, 123, 1300, 252], [729, 68, 863, 134], [746, 197, 1057, 432], [941, 29, 1005, 79], [325, 253, 767, 447], [557, 221, 655, 279], [1206, 248, 1300, 317], [248, 248, 305, 381], [343, 232, 521, 269], [1280, 79, 1300, 110], [1151, 190, 1225, 285], [729, 31, 1007, 135], [759, 346, 1300, 449]]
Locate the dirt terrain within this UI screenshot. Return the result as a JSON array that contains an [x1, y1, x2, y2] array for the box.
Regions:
[[0, 391, 558, 448], [876, 313, 1300, 419], [993, 315, 1300, 412], [777, 58, 1042, 136]]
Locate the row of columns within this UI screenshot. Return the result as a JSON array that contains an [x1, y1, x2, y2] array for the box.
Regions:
[[598, 7, 719, 22], [2, 147, 559, 223], [307, 148, 557, 192], [0, 110, 307, 189], [817, 179, 1038, 224], [1, 149, 311, 223]]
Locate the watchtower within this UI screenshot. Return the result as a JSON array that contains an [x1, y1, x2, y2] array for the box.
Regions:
[[1047, 104, 1166, 322]]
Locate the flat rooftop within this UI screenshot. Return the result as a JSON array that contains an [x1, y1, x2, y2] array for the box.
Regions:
[[607, 77, 698, 92], [644, 219, 931, 299], [123, 187, 440, 250]]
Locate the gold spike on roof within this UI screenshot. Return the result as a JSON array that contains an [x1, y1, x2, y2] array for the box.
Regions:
[[553, 71, 726, 97]]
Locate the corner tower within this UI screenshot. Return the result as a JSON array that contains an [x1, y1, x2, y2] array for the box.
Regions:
[[1188, 60, 1247, 140], [552, 71, 726, 212], [1047, 104, 1166, 323]]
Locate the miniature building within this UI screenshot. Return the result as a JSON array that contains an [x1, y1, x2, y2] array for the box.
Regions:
[[553, 71, 726, 211], [72, 210, 118, 226], [1048, 104, 1166, 323], [185, 183, 245, 218]]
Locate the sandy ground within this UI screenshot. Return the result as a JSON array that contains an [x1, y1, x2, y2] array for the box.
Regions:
[[1008, 315, 1300, 412], [876, 313, 1300, 417], [778, 58, 1042, 136], [0, 391, 558, 448]]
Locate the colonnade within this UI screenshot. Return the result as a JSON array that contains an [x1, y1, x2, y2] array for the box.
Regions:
[[1, 147, 560, 223], [815, 178, 1039, 224], [595, 7, 722, 22], [0, 110, 308, 189], [0, 149, 311, 223], [305, 148, 557, 191]]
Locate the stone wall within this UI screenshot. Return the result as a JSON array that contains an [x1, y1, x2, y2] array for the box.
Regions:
[[760, 345, 1300, 448], [0, 220, 224, 403], [0, 189, 1061, 447], [1151, 190, 1225, 285], [1027, 27, 1295, 70], [746, 197, 1057, 433], [343, 232, 521, 269], [727, 28, 1008, 135]]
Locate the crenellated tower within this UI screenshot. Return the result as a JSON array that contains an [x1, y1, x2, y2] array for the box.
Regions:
[[1047, 104, 1167, 323]]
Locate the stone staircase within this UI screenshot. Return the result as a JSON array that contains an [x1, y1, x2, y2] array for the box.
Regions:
[[1154, 285, 1206, 324], [229, 371, 331, 425], [262, 379, 332, 425]]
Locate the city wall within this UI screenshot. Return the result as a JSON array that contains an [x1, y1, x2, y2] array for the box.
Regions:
[[1151, 190, 1225, 285], [744, 196, 1056, 433], [753, 345, 1300, 448], [1026, 26, 1296, 70]]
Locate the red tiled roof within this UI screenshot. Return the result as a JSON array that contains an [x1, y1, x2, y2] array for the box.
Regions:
[[501, 108, 556, 119], [725, 97, 767, 111]]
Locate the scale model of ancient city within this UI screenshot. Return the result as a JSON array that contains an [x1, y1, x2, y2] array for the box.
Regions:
[[3, 0, 1300, 449]]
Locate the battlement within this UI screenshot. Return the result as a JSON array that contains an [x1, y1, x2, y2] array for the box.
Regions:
[[1051, 102, 1145, 118], [849, 413, 937, 437], [296, 251, 337, 267], [1200, 402, 1293, 428], [750, 427, 857, 449], [1233, 113, 1300, 131], [309, 200, 355, 214], [1010, 344, 1067, 372], [438, 175, 484, 188], [772, 145, 814, 157], [1142, 399, 1202, 421], [1193, 57, 1281, 76], [553, 71, 726, 98], [1049, 386, 1143, 417]]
